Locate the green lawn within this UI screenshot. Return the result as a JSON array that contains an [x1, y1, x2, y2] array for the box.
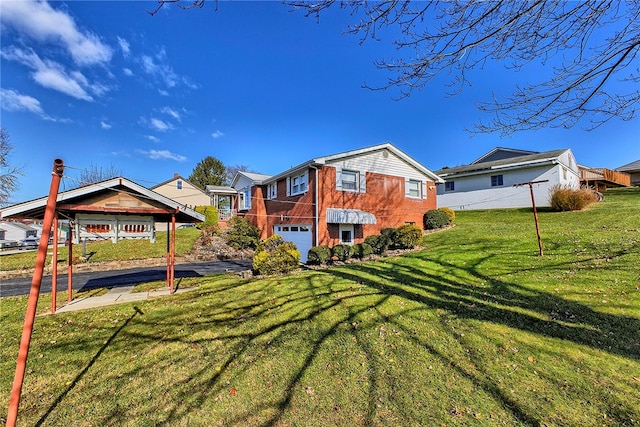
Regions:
[[1, 188, 638, 426], [0, 228, 200, 271]]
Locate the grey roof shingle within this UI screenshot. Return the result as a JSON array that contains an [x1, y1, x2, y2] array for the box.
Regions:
[[435, 149, 569, 177]]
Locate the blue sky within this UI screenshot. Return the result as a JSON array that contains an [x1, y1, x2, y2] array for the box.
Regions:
[[1, 1, 638, 204]]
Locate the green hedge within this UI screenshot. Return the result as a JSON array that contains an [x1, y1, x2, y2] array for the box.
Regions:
[[331, 244, 353, 261], [225, 216, 261, 249], [364, 234, 391, 255], [423, 209, 450, 230], [352, 242, 373, 259], [394, 224, 422, 249], [253, 235, 300, 275], [307, 245, 331, 265]]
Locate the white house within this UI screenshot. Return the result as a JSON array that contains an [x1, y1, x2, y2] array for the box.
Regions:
[[435, 147, 580, 210], [0, 221, 38, 241]]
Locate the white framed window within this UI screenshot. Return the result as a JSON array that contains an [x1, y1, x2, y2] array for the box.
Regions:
[[445, 181, 455, 192], [407, 179, 421, 198], [287, 172, 308, 196], [491, 175, 504, 187], [267, 182, 277, 199], [239, 188, 251, 210], [339, 224, 354, 245], [341, 170, 358, 191], [176, 180, 183, 190]]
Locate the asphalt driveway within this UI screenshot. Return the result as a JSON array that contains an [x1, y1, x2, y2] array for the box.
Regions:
[[0, 259, 253, 298]]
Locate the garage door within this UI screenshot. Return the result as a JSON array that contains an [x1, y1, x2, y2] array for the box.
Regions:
[[274, 224, 312, 263]]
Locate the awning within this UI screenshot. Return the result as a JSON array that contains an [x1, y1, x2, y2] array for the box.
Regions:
[[326, 208, 377, 224]]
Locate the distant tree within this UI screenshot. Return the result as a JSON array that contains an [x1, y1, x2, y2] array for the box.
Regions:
[[77, 163, 123, 187], [151, 0, 640, 135], [189, 156, 226, 189], [0, 128, 24, 206], [225, 164, 256, 185]]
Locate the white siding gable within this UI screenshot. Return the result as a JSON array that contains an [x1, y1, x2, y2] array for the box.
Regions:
[[326, 148, 434, 182]]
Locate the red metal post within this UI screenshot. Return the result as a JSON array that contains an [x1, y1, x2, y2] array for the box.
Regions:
[[528, 183, 544, 256], [51, 211, 58, 314], [166, 220, 170, 288], [7, 159, 64, 427]]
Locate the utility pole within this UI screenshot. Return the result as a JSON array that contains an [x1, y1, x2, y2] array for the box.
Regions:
[[513, 180, 549, 256]]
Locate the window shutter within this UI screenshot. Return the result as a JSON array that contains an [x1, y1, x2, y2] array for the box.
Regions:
[[359, 172, 366, 193], [404, 178, 411, 197], [422, 181, 427, 199], [273, 182, 277, 199], [335, 167, 343, 191], [286, 177, 291, 196]]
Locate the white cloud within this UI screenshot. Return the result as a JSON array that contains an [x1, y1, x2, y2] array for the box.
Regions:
[[123, 68, 133, 76], [211, 130, 225, 139], [100, 120, 111, 130], [1, 47, 110, 101], [158, 89, 169, 96], [144, 135, 160, 143], [117, 36, 130, 57], [161, 107, 182, 121], [1, 0, 112, 66], [0, 88, 67, 122], [138, 149, 186, 161], [150, 118, 173, 132], [140, 54, 177, 88]]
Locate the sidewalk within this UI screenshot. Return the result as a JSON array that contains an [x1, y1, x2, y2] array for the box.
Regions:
[[54, 285, 198, 314]]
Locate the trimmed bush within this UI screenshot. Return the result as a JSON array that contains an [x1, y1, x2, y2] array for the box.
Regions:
[[195, 205, 219, 229], [550, 185, 599, 211], [352, 242, 374, 259], [307, 245, 331, 265], [364, 234, 391, 255], [437, 207, 456, 224], [332, 244, 353, 261], [423, 209, 450, 230], [253, 235, 300, 275], [394, 224, 423, 249], [225, 216, 261, 249]]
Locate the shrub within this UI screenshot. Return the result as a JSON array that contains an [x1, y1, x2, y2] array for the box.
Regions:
[[225, 216, 260, 249], [332, 244, 353, 261], [195, 205, 219, 229], [423, 209, 450, 230], [437, 207, 456, 224], [352, 242, 374, 259], [550, 185, 599, 211], [394, 224, 423, 249], [252, 235, 300, 275], [307, 245, 331, 265], [364, 234, 391, 255]]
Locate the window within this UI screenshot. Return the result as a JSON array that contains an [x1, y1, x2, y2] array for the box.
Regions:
[[267, 183, 277, 199], [445, 181, 455, 192], [239, 188, 251, 210], [176, 180, 183, 190], [288, 172, 308, 196], [339, 224, 354, 244], [407, 179, 421, 198], [341, 170, 358, 191], [491, 175, 504, 187]]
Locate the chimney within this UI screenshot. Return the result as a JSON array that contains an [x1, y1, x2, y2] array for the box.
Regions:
[[174, 173, 179, 179]]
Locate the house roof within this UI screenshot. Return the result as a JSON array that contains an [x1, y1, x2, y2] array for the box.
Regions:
[[150, 174, 209, 195], [435, 148, 570, 178], [230, 171, 272, 188], [616, 160, 640, 173], [471, 147, 539, 164], [1, 177, 205, 223], [0, 221, 37, 232], [261, 142, 444, 184], [205, 185, 237, 195]]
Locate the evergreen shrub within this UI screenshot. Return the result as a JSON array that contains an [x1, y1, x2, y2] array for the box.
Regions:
[[252, 235, 300, 275]]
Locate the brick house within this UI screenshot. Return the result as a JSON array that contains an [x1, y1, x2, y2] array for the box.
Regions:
[[234, 143, 443, 261]]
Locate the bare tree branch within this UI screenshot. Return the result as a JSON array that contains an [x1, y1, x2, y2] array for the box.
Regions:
[[0, 128, 24, 207]]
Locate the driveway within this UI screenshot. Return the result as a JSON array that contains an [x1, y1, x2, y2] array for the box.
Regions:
[[0, 259, 253, 298]]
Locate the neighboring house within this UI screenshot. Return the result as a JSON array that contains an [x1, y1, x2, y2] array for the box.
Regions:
[[205, 185, 239, 222], [233, 143, 443, 262], [616, 160, 640, 187], [435, 147, 580, 210], [0, 221, 38, 241], [151, 174, 212, 209]]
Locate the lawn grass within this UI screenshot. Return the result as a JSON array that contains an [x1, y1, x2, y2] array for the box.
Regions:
[[1, 188, 638, 426], [0, 228, 200, 271]]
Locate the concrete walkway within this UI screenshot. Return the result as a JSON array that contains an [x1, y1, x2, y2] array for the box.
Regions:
[[54, 285, 198, 314]]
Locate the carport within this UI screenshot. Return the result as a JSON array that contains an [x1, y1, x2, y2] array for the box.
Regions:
[[2, 160, 204, 426]]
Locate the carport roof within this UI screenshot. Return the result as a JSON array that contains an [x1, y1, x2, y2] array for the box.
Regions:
[[0, 177, 205, 223]]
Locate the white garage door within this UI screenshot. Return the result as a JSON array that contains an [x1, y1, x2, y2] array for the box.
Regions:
[[274, 224, 313, 263]]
